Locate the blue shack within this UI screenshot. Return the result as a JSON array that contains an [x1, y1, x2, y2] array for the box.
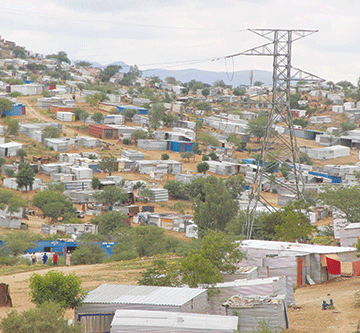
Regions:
[[168, 141, 194, 153], [2, 103, 26, 117], [116, 105, 148, 115], [26, 240, 118, 257]]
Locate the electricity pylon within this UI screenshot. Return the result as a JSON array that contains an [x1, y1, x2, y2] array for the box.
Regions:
[[225, 29, 324, 239]]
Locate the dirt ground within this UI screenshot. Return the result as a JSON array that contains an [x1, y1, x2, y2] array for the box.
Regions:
[[0, 262, 360, 333]]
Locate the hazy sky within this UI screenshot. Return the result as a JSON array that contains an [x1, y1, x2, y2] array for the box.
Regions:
[[2, 0, 360, 84]]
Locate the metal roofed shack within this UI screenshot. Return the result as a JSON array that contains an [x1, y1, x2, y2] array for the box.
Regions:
[[75, 284, 208, 333], [109, 309, 238, 333]]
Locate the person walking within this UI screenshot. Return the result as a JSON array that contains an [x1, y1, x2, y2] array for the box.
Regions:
[[65, 251, 71, 266], [42, 253, 48, 265], [53, 252, 58, 266], [31, 252, 36, 265]]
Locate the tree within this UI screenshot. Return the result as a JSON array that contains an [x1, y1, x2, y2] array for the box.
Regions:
[[93, 186, 129, 207], [32, 190, 76, 222], [247, 116, 268, 142], [91, 112, 104, 123], [71, 244, 105, 265], [91, 176, 101, 190], [202, 88, 210, 97], [123, 108, 136, 120], [16, 148, 27, 162], [233, 87, 246, 96], [149, 103, 165, 130], [318, 185, 360, 222], [101, 65, 121, 82], [195, 120, 203, 131], [79, 110, 89, 123], [181, 152, 194, 162], [163, 113, 178, 127], [0, 189, 28, 216], [74, 108, 88, 121], [260, 202, 314, 241], [163, 180, 189, 200], [293, 117, 309, 129], [193, 178, 238, 233], [161, 153, 170, 160], [0, 98, 13, 117], [134, 226, 167, 257], [3, 231, 36, 256], [76, 60, 92, 67], [91, 211, 128, 235], [99, 155, 117, 176], [12, 46, 27, 59], [0, 301, 83, 333], [197, 162, 209, 174], [47, 181, 65, 193], [29, 271, 84, 309], [165, 76, 177, 85], [225, 174, 246, 199], [192, 142, 199, 154], [132, 129, 148, 141], [193, 101, 211, 112], [198, 132, 220, 146], [16, 162, 35, 191], [42, 126, 61, 138], [341, 121, 356, 132], [253, 80, 264, 86], [213, 79, 225, 87], [208, 151, 218, 160], [56, 51, 71, 64], [6, 119, 19, 135], [138, 259, 180, 287]]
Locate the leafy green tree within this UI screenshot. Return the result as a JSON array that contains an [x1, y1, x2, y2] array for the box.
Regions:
[[74, 108, 88, 121], [91, 176, 101, 190], [341, 121, 356, 132], [42, 126, 61, 138], [90, 211, 128, 235], [193, 178, 238, 233], [193, 101, 211, 112], [3, 231, 36, 256], [225, 174, 246, 199], [299, 152, 313, 165], [7, 119, 19, 135], [260, 202, 314, 241], [32, 190, 76, 222], [184, 176, 208, 201], [198, 132, 220, 146], [0, 98, 13, 117], [161, 153, 170, 160], [0, 301, 83, 333], [123, 108, 136, 120], [138, 259, 180, 287], [16, 148, 27, 162], [0, 157, 6, 170], [99, 155, 117, 176], [16, 162, 35, 191], [208, 151, 218, 160], [79, 110, 89, 123], [163, 113, 178, 127], [233, 87, 246, 96], [192, 142, 199, 154], [195, 120, 203, 131], [202, 154, 209, 161], [163, 180, 189, 200], [181, 152, 194, 162], [12, 46, 27, 59], [5, 168, 15, 178], [132, 129, 148, 141], [0, 189, 27, 215], [197, 161, 209, 174], [47, 181, 65, 193], [93, 186, 129, 207], [247, 116, 268, 142], [56, 51, 71, 64], [71, 244, 105, 265], [111, 228, 138, 260], [91, 112, 104, 123], [293, 117, 309, 129], [318, 185, 360, 222], [101, 65, 121, 82], [149, 103, 165, 130], [29, 271, 84, 309], [202, 88, 210, 97], [76, 61, 92, 67], [134, 226, 167, 257]]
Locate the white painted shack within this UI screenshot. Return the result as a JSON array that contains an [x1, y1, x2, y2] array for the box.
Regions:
[[10, 83, 44, 95], [56, 111, 74, 122], [137, 139, 168, 151], [339, 223, 360, 247], [207, 160, 239, 176], [104, 115, 125, 125], [239, 240, 357, 286], [75, 284, 208, 333], [41, 223, 98, 236], [208, 276, 294, 316], [136, 160, 182, 175], [306, 145, 350, 160], [121, 149, 144, 161], [70, 166, 93, 180], [148, 188, 169, 202], [0, 142, 23, 157], [44, 138, 75, 152], [76, 136, 101, 148], [109, 310, 238, 333], [224, 295, 288, 333], [3, 177, 43, 191]]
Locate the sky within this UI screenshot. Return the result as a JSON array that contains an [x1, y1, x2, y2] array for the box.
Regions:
[[2, 0, 360, 85]]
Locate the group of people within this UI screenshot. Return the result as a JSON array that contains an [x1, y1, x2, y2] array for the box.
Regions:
[[30, 251, 71, 266]]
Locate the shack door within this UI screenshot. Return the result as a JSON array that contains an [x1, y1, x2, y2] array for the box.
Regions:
[[297, 258, 303, 286], [179, 142, 187, 152]]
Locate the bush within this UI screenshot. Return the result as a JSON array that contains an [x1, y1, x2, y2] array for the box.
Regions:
[[202, 154, 209, 161], [208, 151, 218, 160], [197, 162, 209, 174], [161, 153, 170, 160], [122, 138, 131, 145], [181, 152, 194, 162], [71, 244, 106, 265], [163, 180, 189, 200]]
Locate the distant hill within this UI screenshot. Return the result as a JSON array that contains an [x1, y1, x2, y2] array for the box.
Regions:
[[76, 60, 272, 86]]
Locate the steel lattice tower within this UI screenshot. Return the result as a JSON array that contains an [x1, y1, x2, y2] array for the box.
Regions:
[[225, 29, 324, 239]]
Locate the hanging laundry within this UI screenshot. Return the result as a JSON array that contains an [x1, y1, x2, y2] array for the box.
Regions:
[[326, 257, 341, 275]]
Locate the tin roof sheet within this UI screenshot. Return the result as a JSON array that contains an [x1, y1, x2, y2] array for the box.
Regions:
[[83, 284, 206, 306]]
